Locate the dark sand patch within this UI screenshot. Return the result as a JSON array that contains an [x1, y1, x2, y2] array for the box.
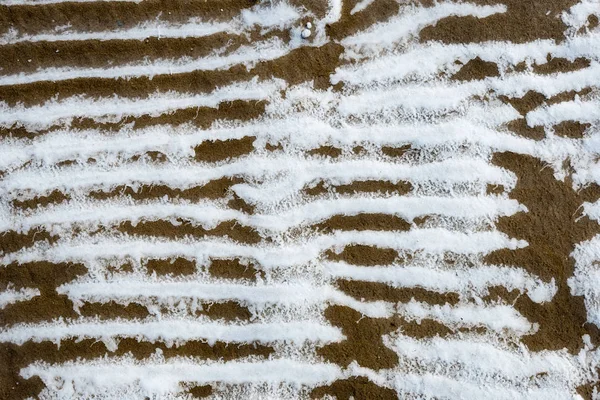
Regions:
[[0, 229, 58, 255], [188, 385, 213, 399], [89, 177, 243, 202], [0, 261, 87, 291], [0, 32, 246, 76], [533, 57, 591, 75], [313, 213, 411, 232], [194, 137, 256, 163], [11, 190, 71, 210], [381, 144, 411, 158], [209, 258, 262, 281], [419, 0, 579, 44], [305, 180, 413, 196], [199, 301, 252, 321], [485, 152, 600, 353], [308, 145, 343, 158], [312, 376, 397, 400], [318, 305, 453, 370], [118, 219, 262, 244], [553, 121, 590, 139], [325, 0, 400, 40], [451, 57, 499, 81], [0, 0, 255, 36], [227, 194, 256, 214], [0, 66, 253, 107], [252, 42, 343, 90], [326, 244, 399, 266], [337, 279, 459, 305], [486, 184, 505, 195]]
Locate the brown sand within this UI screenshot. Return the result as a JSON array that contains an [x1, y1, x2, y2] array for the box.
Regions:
[[313, 214, 410, 232], [312, 377, 397, 400], [485, 152, 600, 353], [0, 0, 256, 36], [118, 219, 262, 244], [326, 245, 399, 266], [305, 180, 413, 197], [209, 258, 263, 281], [194, 137, 256, 163], [89, 177, 244, 202], [0, 229, 57, 254], [308, 146, 343, 158], [451, 57, 499, 81], [419, 0, 579, 43]]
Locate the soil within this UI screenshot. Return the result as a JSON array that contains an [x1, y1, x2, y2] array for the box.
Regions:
[[208, 258, 262, 281], [304, 180, 413, 197], [194, 137, 256, 163], [419, 0, 580, 43], [484, 152, 600, 353], [308, 146, 343, 158], [311, 377, 397, 400], [336, 279, 459, 305], [0, 229, 58, 254], [11, 190, 71, 210], [553, 121, 591, 138], [0, 0, 257, 36], [451, 57, 499, 81], [88, 177, 244, 202], [325, 245, 399, 266], [381, 144, 412, 158], [532, 57, 591, 75], [313, 214, 410, 232], [118, 219, 262, 244]]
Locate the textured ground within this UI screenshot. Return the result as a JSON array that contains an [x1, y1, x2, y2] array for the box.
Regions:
[[1, 0, 600, 399]]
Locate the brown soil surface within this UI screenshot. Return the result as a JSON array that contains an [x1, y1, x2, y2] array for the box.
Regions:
[[208, 258, 262, 281], [89, 177, 244, 202], [313, 214, 410, 232], [194, 137, 256, 163], [0, 32, 245, 75], [0, 0, 256, 36], [420, 0, 579, 43], [311, 377, 397, 400], [0, 229, 58, 254], [188, 385, 213, 398], [452, 57, 499, 81], [381, 144, 412, 158], [337, 279, 459, 305], [197, 301, 252, 321], [305, 180, 413, 196], [553, 121, 591, 138], [317, 305, 455, 370], [533, 57, 591, 75], [11, 190, 71, 210], [326, 245, 399, 266], [485, 152, 600, 353], [308, 146, 343, 158], [118, 219, 262, 244], [486, 183, 505, 195]]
